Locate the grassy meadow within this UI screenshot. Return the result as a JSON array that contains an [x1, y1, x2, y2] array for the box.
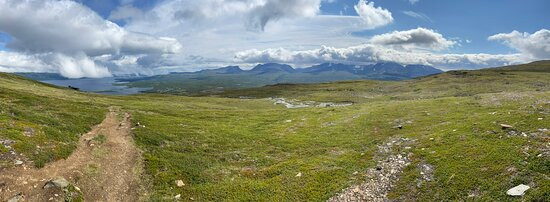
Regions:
[[1, 61, 549, 201]]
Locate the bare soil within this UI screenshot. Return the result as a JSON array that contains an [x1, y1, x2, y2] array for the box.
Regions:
[[0, 107, 145, 201]]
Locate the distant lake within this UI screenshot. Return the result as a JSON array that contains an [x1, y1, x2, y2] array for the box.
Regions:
[[41, 77, 151, 95]]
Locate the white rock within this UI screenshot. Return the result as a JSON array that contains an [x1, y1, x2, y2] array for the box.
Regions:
[[295, 172, 302, 177], [506, 184, 530, 196], [176, 180, 185, 187], [14, 160, 23, 165], [174, 194, 181, 199]]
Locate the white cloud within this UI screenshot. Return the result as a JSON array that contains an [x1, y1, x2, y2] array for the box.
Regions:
[[51, 53, 112, 78], [0, 51, 112, 78], [402, 11, 432, 22], [369, 28, 455, 50], [246, 0, 321, 31], [0, 51, 53, 73], [109, 5, 144, 22], [234, 44, 523, 70], [409, 0, 420, 5], [0, 0, 181, 78], [354, 0, 393, 29], [489, 29, 550, 59], [128, 0, 322, 33]]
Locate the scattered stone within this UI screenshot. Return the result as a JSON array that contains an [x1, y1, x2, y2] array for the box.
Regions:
[[500, 124, 513, 130], [285, 120, 292, 123], [7, 193, 23, 202], [538, 118, 543, 120], [507, 130, 517, 136], [295, 172, 302, 177], [43, 177, 70, 189], [23, 128, 35, 137], [418, 163, 434, 182], [175, 194, 181, 199], [393, 124, 403, 130], [14, 160, 23, 165], [269, 97, 352, 109], [176, 180, 185, 187], [506, 184, 530, 196]]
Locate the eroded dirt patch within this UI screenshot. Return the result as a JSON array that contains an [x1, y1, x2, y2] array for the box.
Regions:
[[0, 107, 145, 201]]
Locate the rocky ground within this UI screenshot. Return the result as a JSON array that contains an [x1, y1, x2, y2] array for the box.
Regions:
[[328, 137, 417, 202]]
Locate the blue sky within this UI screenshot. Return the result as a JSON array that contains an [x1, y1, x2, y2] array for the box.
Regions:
[[0, 0, 549, 77]]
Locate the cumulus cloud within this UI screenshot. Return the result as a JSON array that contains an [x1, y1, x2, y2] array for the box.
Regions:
[[0, 51, 53, 73], [129, 0, 322, 32], [369, 28, 455, 50], [489, 29, 550, 59], [246, 0, 321, 31], [234, 45, 522, 69], [109, 5, 144, 22], [0, 51, 112, 78], [354, 0, 393, 29], [0, 0, 181, 78]]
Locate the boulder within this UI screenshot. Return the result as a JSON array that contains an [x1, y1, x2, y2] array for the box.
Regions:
[[43, 177, 70, 189], [506, 184, 530, 196]]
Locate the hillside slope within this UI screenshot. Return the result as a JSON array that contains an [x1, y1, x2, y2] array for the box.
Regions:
[[1, 62, 549, 201]]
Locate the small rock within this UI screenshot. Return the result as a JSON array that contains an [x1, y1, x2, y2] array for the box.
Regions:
[[295, 172, 302, 177], [285, 120, 292, 123], [429, 138, 434, 141], [500, 124, 513, 130], [174, 194, 181, 199], [176, 180, 185, 187], [43, 177, 69, 189], [14, 160, 23, 165], [394, 125, 403, 130], [506, 184, 530, 196], [352, 171, 359, 175], [74, 186, 81, 191], [8, 193, 23, 202]]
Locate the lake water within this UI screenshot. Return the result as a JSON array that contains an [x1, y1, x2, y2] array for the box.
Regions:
[[41, 77, 151, 95]]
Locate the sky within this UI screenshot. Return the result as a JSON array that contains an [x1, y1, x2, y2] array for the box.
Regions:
[[0, 0, 549, 78]]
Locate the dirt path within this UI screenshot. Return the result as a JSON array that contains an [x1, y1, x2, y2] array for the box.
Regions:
[[0, 107, 145, 201]]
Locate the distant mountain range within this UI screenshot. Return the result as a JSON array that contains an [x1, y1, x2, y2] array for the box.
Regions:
[[15, 62, 443, 94], [178, 62, 442, 79], [123, 62, 443, 94]]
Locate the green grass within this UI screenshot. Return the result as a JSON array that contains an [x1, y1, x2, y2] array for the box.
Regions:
[[1, 61, 549, 201]]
